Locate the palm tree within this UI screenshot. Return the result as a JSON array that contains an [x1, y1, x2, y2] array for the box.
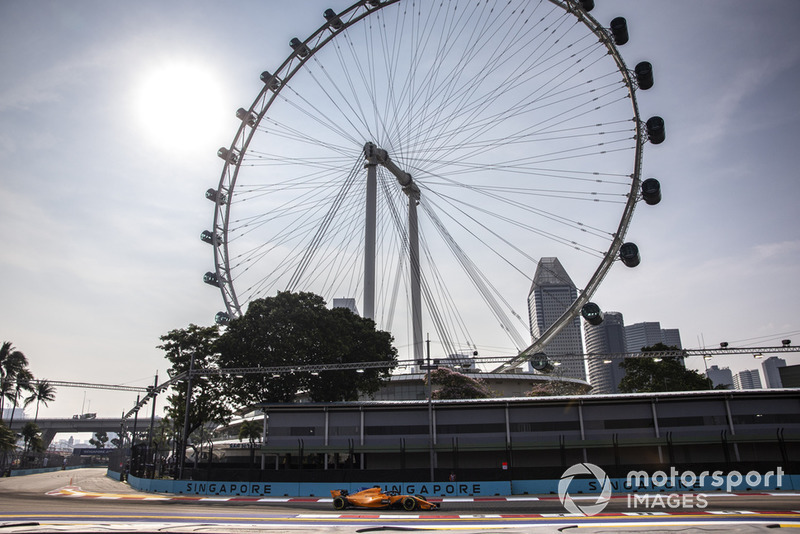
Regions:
[[21, 421, 40, 457], [6, 369, 33, 427], [238, 419, 262, 466], [0, 422, 15, 453], [0, 342, 28, 420], [24, 380, 56, 422]]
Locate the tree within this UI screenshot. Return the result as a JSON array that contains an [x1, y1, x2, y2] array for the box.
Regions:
[[0, 422, 15, 453], [0, 342, 30, 421], [238, 419, 262, 466], [89, 431, 109, 449], [20, 422, 40, 455], [24, 380, 56, 422], [158, 324, 229, 447], [216, 292, 398, 405], [425, 368, 495, 399], [5, 368, 33, 427], [526, 379, 586, 397], [618, 343, 713, 393]]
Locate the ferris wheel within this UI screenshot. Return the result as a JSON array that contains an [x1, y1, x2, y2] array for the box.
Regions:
[[203, 0, 664, 370]]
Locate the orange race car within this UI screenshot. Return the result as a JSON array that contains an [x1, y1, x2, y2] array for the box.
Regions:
[[330, 486, 440, 511]]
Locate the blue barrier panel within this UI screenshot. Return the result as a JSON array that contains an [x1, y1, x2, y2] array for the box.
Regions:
[[512, 479, 559, 495], [8, 467, 64, 477], [126, 472, 799, 497]]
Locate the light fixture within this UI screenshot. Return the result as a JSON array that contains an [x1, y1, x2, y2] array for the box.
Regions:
[[653, 357, 662, 362], [703, 355, 712, 360], [603, 359, 612, 364], [553, 362, 562, 366], [356, 369, 365, 373], [753, 353, 763, 359]]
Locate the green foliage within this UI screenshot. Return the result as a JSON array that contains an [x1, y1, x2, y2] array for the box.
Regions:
[[0, 421, 16, 452], [238, 419, 262, 443], [159, 324, 229, 439], [216, 292, 398, 405], [238, 419, 262, 465], [526, 379, 586, 397], [89, 431, 109, 449], [618, 343, 713, 393], [21, 422, 42, 453], [0, 342, 34, 424], [24, 379, 56, 422], [425, 368, 495, 399]]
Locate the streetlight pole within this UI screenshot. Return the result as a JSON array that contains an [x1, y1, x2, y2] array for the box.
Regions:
[[178, 353, 195, 480], [146, 373, 158, 478], [131, 394, 139, 477]]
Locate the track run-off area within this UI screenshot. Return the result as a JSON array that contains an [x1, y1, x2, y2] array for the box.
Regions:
[[0, 469, 799, 532]]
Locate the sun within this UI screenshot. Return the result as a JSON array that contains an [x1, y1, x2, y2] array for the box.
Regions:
[[135, 60, 228, 153]]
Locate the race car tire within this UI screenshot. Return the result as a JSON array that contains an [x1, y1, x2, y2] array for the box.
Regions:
[[333, 496, 348, 510], [402, 497, 417, 511]]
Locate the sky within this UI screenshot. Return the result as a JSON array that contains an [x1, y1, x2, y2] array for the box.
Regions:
[[1, 0, 799, 421]]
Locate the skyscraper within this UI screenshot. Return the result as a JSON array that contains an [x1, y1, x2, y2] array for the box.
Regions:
[[706, 365, 734, 389], [761, 356, 786, 388], [585, 311, 628, 394], [527, 257, 586, 380], [625, 321, 683, 352], [733, 369, 762, 390]]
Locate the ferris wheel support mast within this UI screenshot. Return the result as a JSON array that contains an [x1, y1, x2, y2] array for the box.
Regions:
[[363, 142, 423, 362]]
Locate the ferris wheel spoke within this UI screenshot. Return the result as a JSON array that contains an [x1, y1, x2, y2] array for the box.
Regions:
[[209, 0, 658, 368]]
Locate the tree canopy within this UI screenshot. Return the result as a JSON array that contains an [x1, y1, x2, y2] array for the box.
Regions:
[[526, 379, 586, 397], [425, 368, 495, 399], [216, 292, 398, 404], [618, 343, 713, 393], [160, 292, 399, 429], [1, 341, 55, 424], [158, 323, 228, 439]]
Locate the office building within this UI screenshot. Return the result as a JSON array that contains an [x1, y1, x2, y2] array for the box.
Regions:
[[761, 356, 786, 388], [527, 257, 586, 380], [625, 321, 683, 352], [585, 311, 628, 394], [706, 365, 734, 390], [733, 369, 762, 390], [779, 365, 800, 388]]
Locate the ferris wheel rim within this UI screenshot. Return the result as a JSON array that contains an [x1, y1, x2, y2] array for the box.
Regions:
[[209, 0, 648, 367]]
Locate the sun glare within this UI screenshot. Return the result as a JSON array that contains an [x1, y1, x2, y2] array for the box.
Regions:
[[135, 60, 228, 153]]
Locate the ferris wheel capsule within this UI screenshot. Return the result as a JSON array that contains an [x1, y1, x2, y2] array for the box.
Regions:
[[260, 71, 281, 91], [646, 116, 666, 144], [324, 9, 344, 30], [620, 242, 641, 268], [529, 353, 554, 373], [289, 37, 310, 58], [203, 272, 221, 287], [635, 62, 654, 90], [641, 178, 662, 205], [581, 302, 604, 325], [610, 17, 629, 46]]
